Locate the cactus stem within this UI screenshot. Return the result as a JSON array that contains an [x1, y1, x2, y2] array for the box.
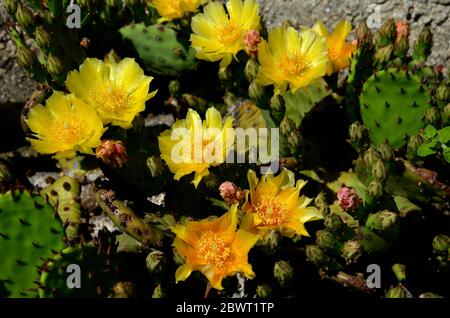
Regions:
[[411, 101, 418, 107], [389, 72, 396, 80], [364, 102, 369, 109], [400, 87, 406, 94], [375, 121, 380, 127], [397, 117, 402, 124], [375, 85, 381, 93], [0, 232, 9, 239], [385, 101, 390, 108]]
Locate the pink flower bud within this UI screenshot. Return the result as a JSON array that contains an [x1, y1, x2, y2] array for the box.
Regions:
[[337, 187, 360, 212], [244, 30, 262, 58], [219, 181, 244, 204], [96, 140, 128, 169]]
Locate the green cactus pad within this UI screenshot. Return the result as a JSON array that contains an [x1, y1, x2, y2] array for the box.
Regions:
[[360, 69, 431, 148], [120, 23, 197, 76], [0, 191, 65, 298], [39, 243, 118, 298], [41, 176, 81, 241]]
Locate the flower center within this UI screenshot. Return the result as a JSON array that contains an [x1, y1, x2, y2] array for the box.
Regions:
[[276, 52, 307, 76], [197, 231, 232, 269], [91, 83, 129, 114], [253, 198, 289, 227], [54, 114, 85, 145], [217, 21, 242, 46]]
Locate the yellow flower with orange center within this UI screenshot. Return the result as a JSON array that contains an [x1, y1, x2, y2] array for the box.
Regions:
[[26, 91, 105, 159], [66, 57, 157, 129], [150, 0, 205, 23], [190, 0, 261, 69], [171, 205, 258, 290], [242, 169, 323, 238], [313, 20, 356, 75], [256, 26, 328, 95], [158, 107, 234, 188]]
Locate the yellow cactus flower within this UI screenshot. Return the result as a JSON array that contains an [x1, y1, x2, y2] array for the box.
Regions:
[[242, 169, 323, 238], [256, 26, 328, 95], [172, 205, 258, 290], [150, 0, 205, 23], [158, 107, 234, 188], [313, 20, 356, 75], [190, 0, 261, 69], [26, 91, 105, 159], [66, 57, 157, 129]]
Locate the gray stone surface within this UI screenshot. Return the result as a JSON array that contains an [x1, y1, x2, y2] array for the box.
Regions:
[[0, 0, 449, 105], [0, 1, 37, 105]]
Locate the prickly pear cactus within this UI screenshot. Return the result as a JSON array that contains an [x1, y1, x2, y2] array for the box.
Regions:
[[41, 176, 82, 241], [360, 69, 431, 148], [0, 191, 65, 298], [120, 24, 197, 76], [39, 242, 118, 298]]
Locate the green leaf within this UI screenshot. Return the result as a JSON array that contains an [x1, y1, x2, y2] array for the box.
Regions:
[[443, 146, 450, 163], [422, 125, 437, 140], [417, 140, 438, 157], [283, 79, 330, 127], [437, 126, 450, 144]]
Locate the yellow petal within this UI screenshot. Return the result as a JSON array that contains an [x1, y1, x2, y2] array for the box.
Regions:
[[175, 264, 193, 283], [313, 20, 330, 38]]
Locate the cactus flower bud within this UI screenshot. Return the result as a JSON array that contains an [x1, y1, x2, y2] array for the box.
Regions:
[[342, 240, 362, 264], [16, 4, 34, 29], [376, 19, 396, 47], [356, 20, 372, 46], [152, 284, 166, 298], [367, 180, 383, 198], [419, 292, 444, 298], [146, 250, 165, 274], [273, 260, 294, 288], [315, 230, 336, 251], [432, 234, 450, 255], [287, 130, 303, 155], [270, 94, 284, 120], [219, 181, 244, 205], [243, 30, 261, 58], [436, 83, 450, 103], [245, 58, 259, 81], [392, 263, 406, 282], [17, 46, 36, 69], [324, 213, 344, 232], [248, 81, 264, 100], [364, 148, 381, 166], [146, 156, 164, 177], [349, 121, 368, 144], [407, 133, 423, 161], [377, 142, 394, 161], [366, 210, 398, 231], [280, 116, 295, 136], [168, 80, 180, 97], [46, 53, 64, 76], [305, 245, 327, 266], [337, 187, 360, 212], [34, 26, 52, 49], [113, 282, 137, 298], [424, 107, 441, 125], [395, 20, 409, 39], [374, 45, 393, 64], [106, 0, 121, 7], [413, 27, 432, 62], [372, 159, 387, 181], [96, 140, 128, 168], [256, 284, 273, 298], [261, 230, 281, 254]]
